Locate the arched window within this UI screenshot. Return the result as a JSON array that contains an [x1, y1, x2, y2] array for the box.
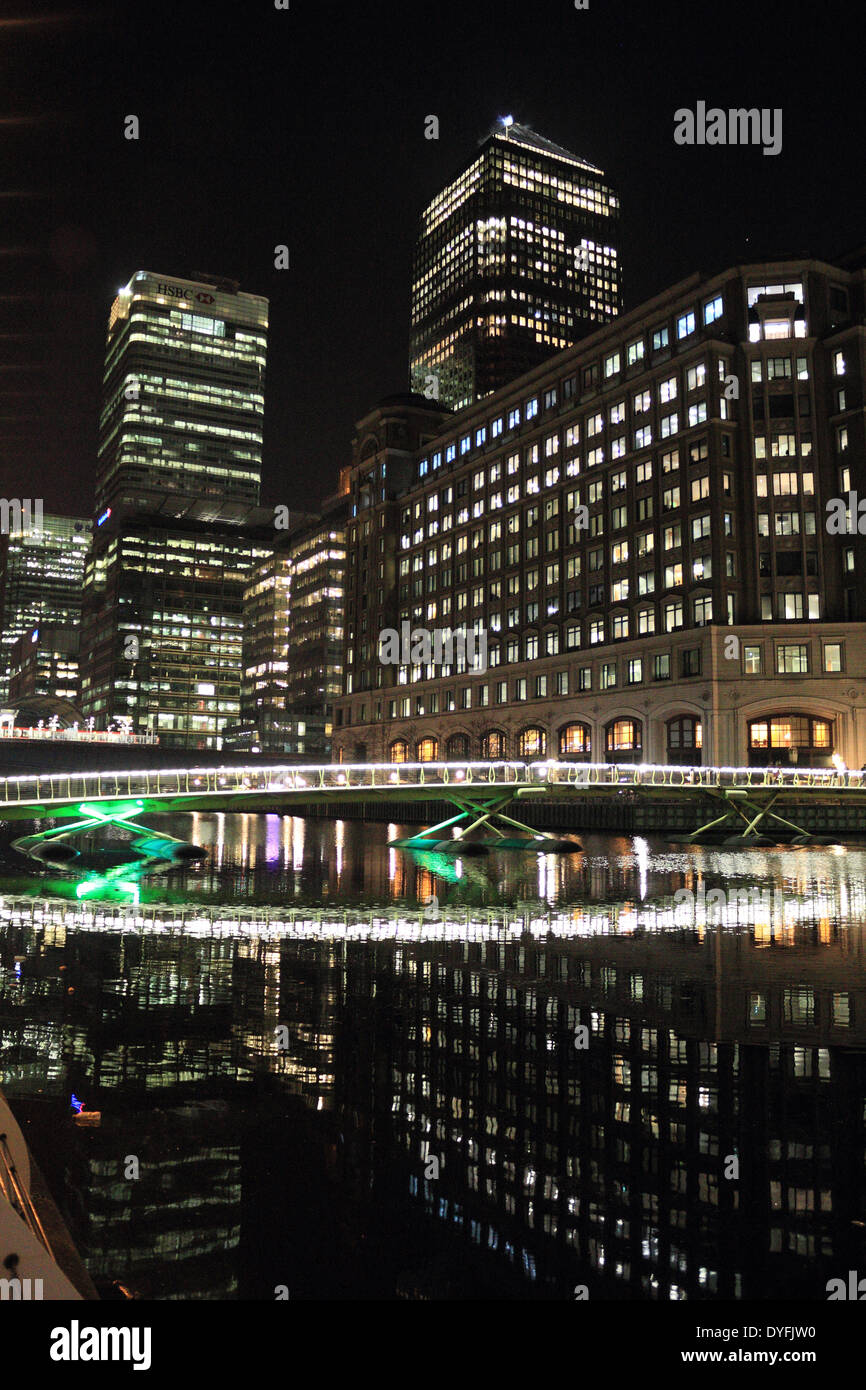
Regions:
[[748, 714, 834, 767], [667, 716, 702, 765], [480, 730, 507, 760], [518, 727, 547, 758], [416, 736, 439, 762], [605, 718, 642, 762], [389, 739, 409, 764], [559, 722, 591, 759], [447, 733, 469, 760]]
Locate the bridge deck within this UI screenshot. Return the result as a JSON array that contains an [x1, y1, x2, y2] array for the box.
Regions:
[[1, 760, 865, 820]]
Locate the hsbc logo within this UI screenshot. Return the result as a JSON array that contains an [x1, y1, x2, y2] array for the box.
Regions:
[[155, 283, 217, 305]]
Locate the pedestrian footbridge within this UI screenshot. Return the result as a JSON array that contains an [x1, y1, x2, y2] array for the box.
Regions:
[[1, 760, 864, 848]]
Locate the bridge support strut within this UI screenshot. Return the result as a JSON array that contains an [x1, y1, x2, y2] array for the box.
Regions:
[[687, 789, 813, 843], [388, 788, 579, 853]]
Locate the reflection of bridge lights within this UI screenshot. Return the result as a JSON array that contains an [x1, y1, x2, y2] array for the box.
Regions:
[[335, 819, 344, 878], [634, 837, 650, 900], [292, 817, 305, 872]]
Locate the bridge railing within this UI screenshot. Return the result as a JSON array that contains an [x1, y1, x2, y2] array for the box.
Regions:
[[0, 759, 863, 809]]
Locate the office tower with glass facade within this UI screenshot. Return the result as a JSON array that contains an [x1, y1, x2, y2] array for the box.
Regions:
[[0, 513, 91, 704], [336, 254, 866, 768], [410, 120, 621, 411], [228, 496, 349, 758], [283, 496, 348, 731], [7, 624, 80, 704], [95, 270, 267, 517], [229, 549, 298, 755], [78, 498, 275, 749]]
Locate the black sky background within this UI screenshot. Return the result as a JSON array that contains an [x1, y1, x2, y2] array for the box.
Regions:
[[1, 0, 864, 517]]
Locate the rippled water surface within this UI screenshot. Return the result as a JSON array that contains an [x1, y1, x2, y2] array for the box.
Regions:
[[2, 812, 866, 1300]]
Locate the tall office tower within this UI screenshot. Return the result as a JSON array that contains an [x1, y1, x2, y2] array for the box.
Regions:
[[228, 495, 349, 758], [229, 549, 298, 755], [283, 496, 348, 735], [95, 270, 267, 517], [409, 119, 621, 411], [78, 499, 275, 749], [0, 513, 92, 704], [8, 625, 80, 704]]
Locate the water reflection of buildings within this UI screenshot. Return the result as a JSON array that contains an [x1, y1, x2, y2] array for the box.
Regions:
[[2, 860, 866, 1298], [335, 922, 866, 1299], [83, 1107, 242, 1299]]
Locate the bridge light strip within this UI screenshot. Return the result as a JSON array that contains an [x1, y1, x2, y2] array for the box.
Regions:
[[77, 801, 145, 821], [3, 761, 863, 783]]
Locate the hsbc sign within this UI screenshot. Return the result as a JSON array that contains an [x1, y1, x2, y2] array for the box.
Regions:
[[155, 282, 216, 305]]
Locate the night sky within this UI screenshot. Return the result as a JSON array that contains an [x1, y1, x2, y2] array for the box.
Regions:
[[1, 0, 863, 518]]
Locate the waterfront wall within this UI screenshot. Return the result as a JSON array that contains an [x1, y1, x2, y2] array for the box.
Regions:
[[291, 796, 866, 836]]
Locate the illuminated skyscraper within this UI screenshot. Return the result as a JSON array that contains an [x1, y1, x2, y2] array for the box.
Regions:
[[79, 499, 274, 749], [410, 119, 621, 410], [79, 271, 272, 744], [95, 270, 267, 517], [0, 513, 91, 704], [228, 495, 348, 758]]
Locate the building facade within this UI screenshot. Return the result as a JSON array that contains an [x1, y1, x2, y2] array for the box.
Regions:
[[95, 270, 267, 517], [410, 120, 621, 411], [7, 624, 80, 704], [78, 500, 274, 749], [335, 255, 866, 769], [229, 497, 349, 759], [0, 513, 91, 704], [283, 496, 348, 735]]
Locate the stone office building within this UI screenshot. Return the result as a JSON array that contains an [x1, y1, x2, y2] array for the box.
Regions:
[[333, 253, 866, 768]]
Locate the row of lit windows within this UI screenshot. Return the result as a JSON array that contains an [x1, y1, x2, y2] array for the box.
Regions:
[[343, 622, 842, 705], [416, 363, 731, 480]]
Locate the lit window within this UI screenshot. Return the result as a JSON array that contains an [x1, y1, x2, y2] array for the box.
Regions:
[[823, 643, 842, 673]]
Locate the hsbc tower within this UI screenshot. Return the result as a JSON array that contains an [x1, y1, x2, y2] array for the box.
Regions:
[[94, 270, 268, 516]]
